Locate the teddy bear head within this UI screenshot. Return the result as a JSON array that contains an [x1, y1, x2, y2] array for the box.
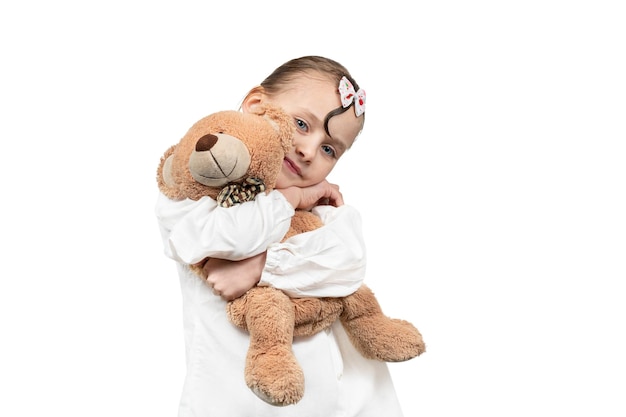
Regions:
[[157, 105, 294, 203]]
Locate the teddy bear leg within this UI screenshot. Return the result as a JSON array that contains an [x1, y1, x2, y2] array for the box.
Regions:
[[340, 285, 426, 362], [239, 287, 305, 406]]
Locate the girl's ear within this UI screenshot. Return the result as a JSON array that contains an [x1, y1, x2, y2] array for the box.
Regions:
[[241, 87, 266, 115]]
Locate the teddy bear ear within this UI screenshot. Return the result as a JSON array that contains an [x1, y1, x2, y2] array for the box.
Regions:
[[157, 144, 184, 200]]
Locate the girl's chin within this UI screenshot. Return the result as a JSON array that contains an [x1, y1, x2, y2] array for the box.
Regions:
[[274, 175, 289, 189], [275, 169, 298, 189]]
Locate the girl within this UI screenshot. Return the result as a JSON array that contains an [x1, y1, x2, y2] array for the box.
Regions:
[[156, 56, 406, 416]]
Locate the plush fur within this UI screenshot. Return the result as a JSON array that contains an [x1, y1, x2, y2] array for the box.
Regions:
[[157, 105, 425, 406]]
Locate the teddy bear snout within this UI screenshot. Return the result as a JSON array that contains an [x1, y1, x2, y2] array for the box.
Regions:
[[188, 132, 252, 187], [196, 134, 218, 152]]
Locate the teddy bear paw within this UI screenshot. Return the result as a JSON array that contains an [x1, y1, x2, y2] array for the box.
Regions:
[[345, 318, 426, 362], [245, 346, 305, 406]]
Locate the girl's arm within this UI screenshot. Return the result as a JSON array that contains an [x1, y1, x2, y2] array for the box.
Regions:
[[155, 190, 294, 264], [259, 204, 366, 298], [157, 182, 366, 300], [205, 205, 366, 301]]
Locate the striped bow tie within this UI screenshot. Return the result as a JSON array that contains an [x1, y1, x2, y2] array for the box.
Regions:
[[217, 177, 266, 208]]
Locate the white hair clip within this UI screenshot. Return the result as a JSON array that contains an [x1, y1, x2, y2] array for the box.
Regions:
[[339, 76, 366, 117]]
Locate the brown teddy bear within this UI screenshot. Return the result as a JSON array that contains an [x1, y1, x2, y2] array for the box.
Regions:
[[157, 105, 425, 406]]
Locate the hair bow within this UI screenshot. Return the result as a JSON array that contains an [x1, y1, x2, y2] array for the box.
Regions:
[[339, 76, 366, 117]]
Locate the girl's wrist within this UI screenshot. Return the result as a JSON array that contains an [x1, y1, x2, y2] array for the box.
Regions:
[[276, 187, 301, 209]]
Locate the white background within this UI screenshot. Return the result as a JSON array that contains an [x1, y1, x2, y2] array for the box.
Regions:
[[1, 1, 624, 416]]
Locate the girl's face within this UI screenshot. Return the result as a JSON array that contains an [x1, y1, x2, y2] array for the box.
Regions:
[[243, 74, 363, 189]]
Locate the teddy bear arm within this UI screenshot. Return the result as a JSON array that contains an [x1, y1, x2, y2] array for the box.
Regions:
[[339, 284, 426, 362]]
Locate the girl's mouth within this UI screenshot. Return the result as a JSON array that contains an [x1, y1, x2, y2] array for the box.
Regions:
[[283, 157, 301, 176]]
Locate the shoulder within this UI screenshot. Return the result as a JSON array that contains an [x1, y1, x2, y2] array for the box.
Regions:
[[156, 193, 217, 210]]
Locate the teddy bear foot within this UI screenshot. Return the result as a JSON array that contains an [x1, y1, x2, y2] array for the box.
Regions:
[[343, 317, 426, 362], [245, 346, 305, 406]]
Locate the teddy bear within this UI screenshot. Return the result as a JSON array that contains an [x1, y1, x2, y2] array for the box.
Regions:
[[157, 104, 426, 406]]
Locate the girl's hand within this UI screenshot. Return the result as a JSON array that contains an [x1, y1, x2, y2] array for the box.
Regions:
[[278, 180, 344, 210], [203, 252, 267, 301]]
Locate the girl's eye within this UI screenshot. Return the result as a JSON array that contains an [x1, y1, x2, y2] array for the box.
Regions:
[[322, 144, 336, 158], [295, 118, 309, 132]]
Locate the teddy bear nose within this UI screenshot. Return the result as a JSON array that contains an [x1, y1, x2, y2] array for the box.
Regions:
[[196, 134, 219, 152]]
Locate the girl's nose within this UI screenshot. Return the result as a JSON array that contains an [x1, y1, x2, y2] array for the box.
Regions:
[[294, 137, 317, 162]]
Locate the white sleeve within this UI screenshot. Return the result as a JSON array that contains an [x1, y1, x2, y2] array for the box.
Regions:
[[259, 204, 367, 298], [155, 190, 294, 264]]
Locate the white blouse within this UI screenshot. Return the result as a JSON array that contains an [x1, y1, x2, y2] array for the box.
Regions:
[[155, 190, 404, 417]]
